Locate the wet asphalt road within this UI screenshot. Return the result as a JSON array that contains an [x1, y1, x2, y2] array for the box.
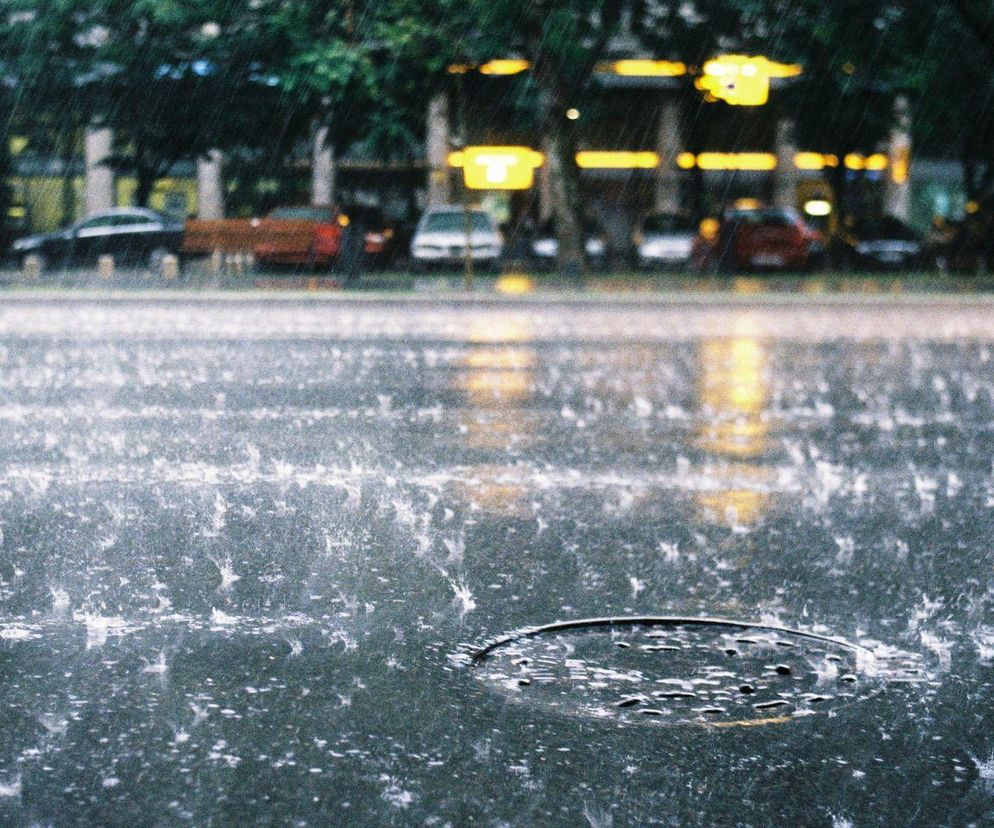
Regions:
[[2, 294, 994, 826]]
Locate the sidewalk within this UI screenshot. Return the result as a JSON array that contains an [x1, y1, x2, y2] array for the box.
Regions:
[[2, 264, 994, 302]]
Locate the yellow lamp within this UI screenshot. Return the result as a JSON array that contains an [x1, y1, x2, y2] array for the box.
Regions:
[[575, 151, 660, 169], [460, 146, 544, 190], [696, 55, 802, 106]]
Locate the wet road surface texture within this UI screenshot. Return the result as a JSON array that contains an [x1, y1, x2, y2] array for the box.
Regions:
[[1, 295, 994, 826]]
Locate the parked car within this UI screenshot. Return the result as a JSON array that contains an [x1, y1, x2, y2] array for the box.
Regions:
[[633, 212, 696, 269], [410, 206, 503, 270], [250, 205, 347, 269], [927, 213, 994, 274], [183, 204, 393, 271], [528, 218, 607, 270], [343, 205, 399, 269], [11, 208, 184, 269], [693, 206, 824, 273], [834, 216, 926, 271]]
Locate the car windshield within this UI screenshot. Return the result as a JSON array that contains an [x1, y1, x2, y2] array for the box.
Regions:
[[421, 211, 493, 233], [643, 214, 694, 234], [731, 208, 797, 226]]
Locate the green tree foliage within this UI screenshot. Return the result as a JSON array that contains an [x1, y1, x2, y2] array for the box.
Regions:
[[85, 0, 318, 206], [1, 1, 101, 222], [281, 1, 459, 161], [0, 0, 989, 231], [914, 1, 994, 204]]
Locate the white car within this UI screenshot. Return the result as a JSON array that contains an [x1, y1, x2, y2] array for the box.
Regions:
[[410, 207, 503, 269], [634, 213, 696, 269], [529, 219, 607, 270]]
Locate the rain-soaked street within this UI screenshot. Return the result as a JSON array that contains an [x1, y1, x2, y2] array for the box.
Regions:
[[3, 294, 994, 826]]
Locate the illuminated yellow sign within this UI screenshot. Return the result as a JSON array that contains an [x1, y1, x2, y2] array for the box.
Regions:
[[479, 59, 529, 76], [450, 146, 544, 190], [794, 152, 839, 170], [604, 59, 686, 77], [863, 153, 888, 171], [575, 151, 660, 169], [843, 153, 889, 171], [448, 146, 830, 179], [451, 59, 687, 77], [695, 152, 778, 171], [696, 55, 802, 106]]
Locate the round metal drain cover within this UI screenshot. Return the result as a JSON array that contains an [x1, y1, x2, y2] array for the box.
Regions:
[[469, 617, 925, 727]]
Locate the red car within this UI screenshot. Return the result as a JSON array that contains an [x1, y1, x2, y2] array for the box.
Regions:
[[252, 205, 397, 269], [693, 207, 824, 273], [252, 205, 346, 268]]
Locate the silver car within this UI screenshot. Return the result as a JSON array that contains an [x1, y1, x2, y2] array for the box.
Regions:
[[410, 207, 503, 269], [634, 212, 696, 269]]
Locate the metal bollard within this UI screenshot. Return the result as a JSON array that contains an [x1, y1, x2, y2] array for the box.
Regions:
[[161, 254, 180, 281], [98, 254, 115, 280], [22, 254, 42, 280]]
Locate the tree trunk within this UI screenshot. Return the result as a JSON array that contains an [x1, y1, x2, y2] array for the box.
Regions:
[[963, 156, 978, 202], [60, 131, 77, 226], [538, 90, 584, 279], [134, 167, 156, 208], [826, 159, 849, 268], [827, 159, 849, 226]]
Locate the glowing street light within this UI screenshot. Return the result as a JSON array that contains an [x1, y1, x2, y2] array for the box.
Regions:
[[450, 146, 545, 190], [479, 59, 529, 76], [696, 55, 802, 106], [575, 151, 659, 169], [804, 200, 833, 217], [605, 59, 686, 77]]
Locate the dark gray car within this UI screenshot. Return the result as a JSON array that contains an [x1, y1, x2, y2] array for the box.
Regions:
[[10, 208, 184, 269]]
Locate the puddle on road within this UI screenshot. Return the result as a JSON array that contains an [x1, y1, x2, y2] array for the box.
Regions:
[[464, 617, 928, 728]]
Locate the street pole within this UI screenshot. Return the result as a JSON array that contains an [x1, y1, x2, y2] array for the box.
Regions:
[[463, 194, 474, 291], [457, 69, 474, 291]]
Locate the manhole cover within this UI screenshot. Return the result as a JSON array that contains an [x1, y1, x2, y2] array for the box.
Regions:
[[468, 616, 925, 727]]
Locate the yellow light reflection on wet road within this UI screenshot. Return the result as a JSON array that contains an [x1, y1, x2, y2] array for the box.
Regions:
[[456, 317, 537, 513], [495, 274, 536, 295], [696, 335, 775, 526]]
